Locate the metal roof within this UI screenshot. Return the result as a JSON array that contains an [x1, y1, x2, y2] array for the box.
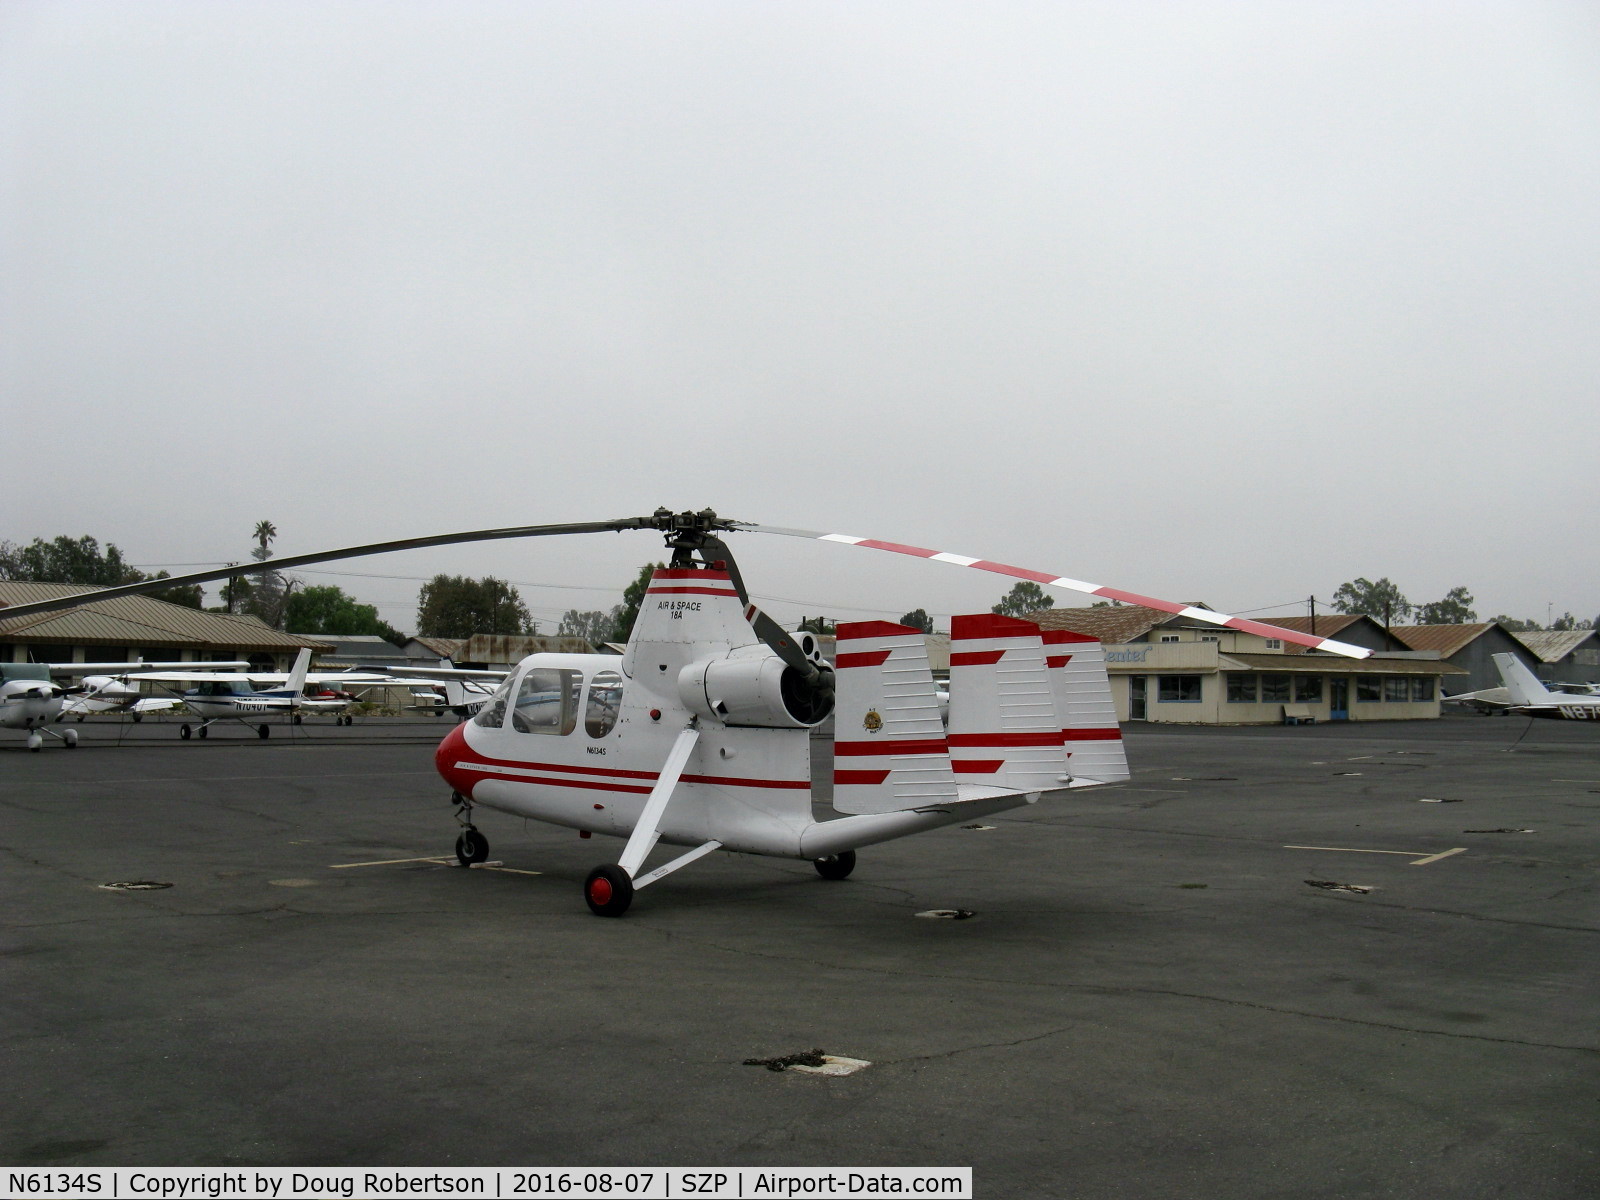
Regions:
[[1028, 604, 1181, 644], [1511, 629, 1599, 663], [0, 581, 332, 652], [1387, 624, 1498, 658], [1218, 652, 1465, 676]]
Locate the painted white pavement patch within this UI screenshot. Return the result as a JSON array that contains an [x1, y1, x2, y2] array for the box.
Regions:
[[1284, 845, 1467, 866]]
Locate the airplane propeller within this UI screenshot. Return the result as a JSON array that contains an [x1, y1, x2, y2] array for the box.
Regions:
[[0, 507, 1371, 658]]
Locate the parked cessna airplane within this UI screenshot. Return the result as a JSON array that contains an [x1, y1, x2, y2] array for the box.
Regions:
[[128, 649, 442, 738], [58, 675, 179, 722], [1, 660, 245, 749], [0, 508, 1372, 908], [1492, 653, 1600, 720]]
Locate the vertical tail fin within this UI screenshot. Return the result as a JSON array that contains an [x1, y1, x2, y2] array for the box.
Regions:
[[286, 648, 312, 697], [947, 614, 1067, 794], [1493, 653, 1552, 707], [832, 621, 956, 815], [1042, 630, 1129, 786]]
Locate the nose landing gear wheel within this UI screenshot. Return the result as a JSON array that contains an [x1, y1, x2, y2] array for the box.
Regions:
[[584, 864, 634, 917], [455, 828, 489, 865], [64, 729, 78, 748], [813, 850, 856, 880]]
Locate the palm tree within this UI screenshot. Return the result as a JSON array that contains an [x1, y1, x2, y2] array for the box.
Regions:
[[252, 520, 277, 563]]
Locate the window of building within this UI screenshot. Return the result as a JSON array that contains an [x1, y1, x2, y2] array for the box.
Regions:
[[1410, 677, 1435, 702], [511, 668, 580, 735], [1264, 638, 1282, 650], [585, 670, 624, 738], [1159, 634, 1181, 643], [1158, 675, 1202, 702], [1226, 674, 1258, 703], [1294, 675, 1323, 703], [1260, 674, 1291, 703], [1383, 677, 1409, 703], [1356, 676, 1382, 703], [1200, 635, 1220, 643]]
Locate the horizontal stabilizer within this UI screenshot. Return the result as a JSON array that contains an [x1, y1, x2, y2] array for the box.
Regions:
[[832, 621, 956, 815]]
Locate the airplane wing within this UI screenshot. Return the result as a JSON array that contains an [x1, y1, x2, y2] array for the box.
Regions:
[[48, 661, 250, 676], [363, 666, 508, 682]]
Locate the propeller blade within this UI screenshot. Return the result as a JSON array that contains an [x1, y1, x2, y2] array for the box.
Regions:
[[737, 523, 1373, 660], [0, 516, 665, 620]]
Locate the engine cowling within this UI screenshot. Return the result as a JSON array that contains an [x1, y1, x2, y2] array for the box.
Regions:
[[678, 652, 834, 728]]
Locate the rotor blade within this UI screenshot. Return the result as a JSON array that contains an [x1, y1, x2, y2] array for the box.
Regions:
[[0, 517, 661, 620], [737, 523, 1373, 659]]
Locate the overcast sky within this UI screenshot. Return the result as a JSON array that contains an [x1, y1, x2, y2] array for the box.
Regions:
[[4, 1, 1597, 633]]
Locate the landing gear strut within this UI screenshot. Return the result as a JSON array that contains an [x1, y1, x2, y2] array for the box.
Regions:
[[452, 791, 489, 865]]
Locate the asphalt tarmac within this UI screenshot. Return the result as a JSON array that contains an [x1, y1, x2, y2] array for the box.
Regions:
[[3, 714, 1597, 1197]]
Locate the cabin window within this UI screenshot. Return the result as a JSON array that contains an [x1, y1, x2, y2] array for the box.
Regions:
[[1260, 674, 1291, 703], [472, 677, 516, 728], [511, 668, 580, 735], [1226, 674, 1257, 703], [1294, 675, 1323, 703], [585, 670, 624, 738], [1411, 677, 1434, 702], [1158, 675, 1201, 703]]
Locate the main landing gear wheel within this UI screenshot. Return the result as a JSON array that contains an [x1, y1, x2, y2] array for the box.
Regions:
[[584, 864, 634, 917], [199, 724, 208, 738], [63, 729, 78, 748], [813, 850, 856, 880], [26, 732, 42, 752], [258, 724, 270, 739], [180, 724, 192, 740], [292, 714, 303, 725], [455, 828, 489, 866]]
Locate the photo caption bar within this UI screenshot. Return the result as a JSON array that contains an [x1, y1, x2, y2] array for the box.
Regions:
[[1, 1167, 972, 1200]]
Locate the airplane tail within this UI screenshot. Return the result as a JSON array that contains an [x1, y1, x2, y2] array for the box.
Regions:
[[832, 621, 957, 815], [1042, 630, 1130, 786], [286, 648, 313, 698], [947, 614, 1069, 795], [1493, 653, 1553, 707]]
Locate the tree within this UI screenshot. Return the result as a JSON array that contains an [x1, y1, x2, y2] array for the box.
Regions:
[[1491, 615, 1540, 632], [1331, 577, 1411, 623], [992, 581, 1054, 618], [1551, 613, 1595, 631], [1415, 586, 1476, 625], [285, 584, 405, 642], [0, 535, 140, 586], [415, 575, 535, 638], [899, 608, 934, 634], [798, 616, 836, 635], [242, 519, 290, 629], [559, 607, 623, 644], [0, 534, 201, 607], [610, 562, 665, 644]]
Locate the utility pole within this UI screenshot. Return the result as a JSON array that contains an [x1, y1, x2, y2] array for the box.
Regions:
[[1308, 595, 1317, 638]]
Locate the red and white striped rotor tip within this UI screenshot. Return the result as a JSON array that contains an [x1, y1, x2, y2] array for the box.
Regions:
[[744, 525, 1372, 659]]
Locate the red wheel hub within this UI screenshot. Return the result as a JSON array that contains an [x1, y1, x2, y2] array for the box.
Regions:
[[589, 876, 614, 905]]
